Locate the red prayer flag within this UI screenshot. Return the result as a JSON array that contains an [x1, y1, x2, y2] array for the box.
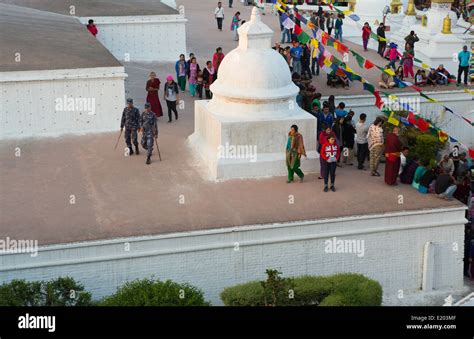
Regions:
[[364, 59, 375, 69], [469, 148, 474, 159], [411, 85, 422, 92], [416, 118, 429, 132], [407, 112, 416, 124], [335, 68, 346, 77], [374, 91, 384, 109], [293, 25, 303, 36], [321, 31, 329, 45]]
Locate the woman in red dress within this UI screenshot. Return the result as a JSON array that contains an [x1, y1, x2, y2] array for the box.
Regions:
[[146, 72, 163, 117]]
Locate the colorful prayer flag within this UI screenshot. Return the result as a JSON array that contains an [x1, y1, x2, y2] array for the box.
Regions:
[[407, 112, 417, 124], [298, 31, 311, 44], [415, 118, 429, 132], [388, 112, 400, 126], [293, 24, 303, 36], [348, 14, 360, 22], [363, 82, 376, 94], [438, 130, 449, 142], [374, 91, 384, 109], [419, 92, 438, 103]]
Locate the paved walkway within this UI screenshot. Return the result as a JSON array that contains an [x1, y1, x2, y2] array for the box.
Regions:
[[0, 0, 464, 246]]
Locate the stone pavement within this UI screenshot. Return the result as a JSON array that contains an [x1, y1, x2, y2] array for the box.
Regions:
[[0, 0, 464, 246]]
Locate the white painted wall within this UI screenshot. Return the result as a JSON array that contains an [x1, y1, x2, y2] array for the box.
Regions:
[[0, 67, 127, 139], [324, 90, 474, 148], [79, 15, 187, 62], [0, 207, 466, 306]]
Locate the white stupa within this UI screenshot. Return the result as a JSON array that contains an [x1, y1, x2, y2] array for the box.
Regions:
[[189, 7, 317, 181]]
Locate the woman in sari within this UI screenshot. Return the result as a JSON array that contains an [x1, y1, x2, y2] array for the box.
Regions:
[[145, 72, 163, 118], [286, 125, 307, 183], [188, 57, 200, 97]]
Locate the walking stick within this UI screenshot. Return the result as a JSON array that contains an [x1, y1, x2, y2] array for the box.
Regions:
[[114, 129, 123, 151], [155, 137, 162, 161]]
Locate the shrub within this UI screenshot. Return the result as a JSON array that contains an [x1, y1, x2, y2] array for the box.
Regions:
[[0, 277, 93, 306], [220, 271, 382, 306], [324, 273, 383, 306], [220, 281, 265, 306], [98, 278, 210, 306]]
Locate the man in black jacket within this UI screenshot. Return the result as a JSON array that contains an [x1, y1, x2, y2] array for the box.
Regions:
[[341, 110, 356, 166], [377, 23, 386, 57]]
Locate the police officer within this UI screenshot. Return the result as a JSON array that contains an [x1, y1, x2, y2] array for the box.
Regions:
[[120, 98, 140, 155], [140, 103, 158, 165]]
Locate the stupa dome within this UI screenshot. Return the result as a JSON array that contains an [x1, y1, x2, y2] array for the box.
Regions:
[[210, 7, 299, 102]]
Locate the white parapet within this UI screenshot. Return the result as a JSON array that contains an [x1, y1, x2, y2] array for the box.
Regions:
[[0, 206, 466, 306], [78, 14, 188, 62], [0, 67, 127, 139]]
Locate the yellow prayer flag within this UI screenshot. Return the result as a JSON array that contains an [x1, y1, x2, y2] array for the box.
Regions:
[[379, 37, 387, 42], [343, 10, 352, 15], [310, 39, 319, 48], [324, 58, 332, 67], [421, 63, 430, 69], [388, 95, 397, 101], [384, 68, 395, 76], [388, 112, 399, 126], [464, 88, 474, 95], [438, 130, 448, 142], [275, 5, 285, 13], [345, 65, 354, 73]]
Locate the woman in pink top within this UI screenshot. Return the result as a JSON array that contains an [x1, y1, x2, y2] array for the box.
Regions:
[[388, 43, 402, 70]]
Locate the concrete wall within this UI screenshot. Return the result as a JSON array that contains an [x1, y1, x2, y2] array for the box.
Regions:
[[79, 14, 187, 62], [0, 67, 127, 139], [0, 207, 466, 306], [324, 90, 474, 148]]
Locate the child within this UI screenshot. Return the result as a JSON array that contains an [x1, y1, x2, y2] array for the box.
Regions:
[[196, 71, 204, 99], [395, 65, 404, 82], [415, 69, 426, 86], [388, 43, 402, 70], [320, 135, 341, 192]]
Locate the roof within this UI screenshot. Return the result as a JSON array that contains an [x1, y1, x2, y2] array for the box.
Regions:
[[0, 0, 179, 16], [0, 3, 122, 72]]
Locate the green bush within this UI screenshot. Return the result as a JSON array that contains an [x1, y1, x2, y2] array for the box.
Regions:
[[0, 277, 93, 306], [98, 278, 210, 306], [220, 272, 382, 307], [220, 281, 265, 306], [324, 273, 383, 306]]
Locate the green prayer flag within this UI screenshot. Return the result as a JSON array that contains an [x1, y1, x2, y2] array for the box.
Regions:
[[297, 31, 311, 44], [353, 53, 365, 69]]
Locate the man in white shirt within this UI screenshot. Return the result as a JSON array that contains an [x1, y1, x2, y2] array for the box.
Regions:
[[399, 146, 409, 175], [355, 113, 369, 170], [214, 2, 225, 31]]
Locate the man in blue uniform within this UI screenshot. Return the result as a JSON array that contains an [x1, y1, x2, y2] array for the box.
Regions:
[[140, 103, 158, 165], [120, 98, 140, 155]]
